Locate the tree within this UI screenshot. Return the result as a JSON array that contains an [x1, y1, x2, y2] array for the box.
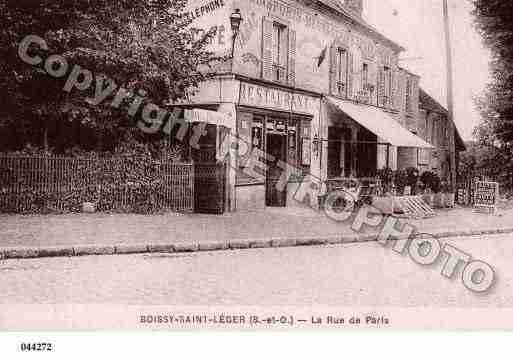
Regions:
[[0, 0, 219, 152], [471, 0, 513, 189], [472, 3, 513, 158]]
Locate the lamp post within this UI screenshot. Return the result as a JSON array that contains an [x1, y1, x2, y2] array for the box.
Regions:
[[229, 9, 243, 65]]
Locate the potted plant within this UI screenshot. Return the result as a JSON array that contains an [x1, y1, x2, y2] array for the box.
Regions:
[[405, 167, 420, 195], [420, 171, 441, 207], [394, 169, 408, 196]]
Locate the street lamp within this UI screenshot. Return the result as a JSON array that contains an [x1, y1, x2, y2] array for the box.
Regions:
[[230, 9, 243, 60], [312, 134, 322, 156]]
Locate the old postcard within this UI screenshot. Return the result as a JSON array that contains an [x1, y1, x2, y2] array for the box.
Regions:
[[1, 0, 512, 342]]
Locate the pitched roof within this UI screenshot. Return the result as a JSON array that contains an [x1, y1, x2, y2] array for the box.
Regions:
[[316, 0, 405, 52], [419, 88, 448, 115]]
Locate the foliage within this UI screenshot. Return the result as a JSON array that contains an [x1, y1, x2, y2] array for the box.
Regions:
[[471, 0, 513, 189], [376, 167, 394, 183], [393, 169, 408, 194], [0, 152, 193, 214], [420, 171, 441, 194], [0, 0, 221, 151]]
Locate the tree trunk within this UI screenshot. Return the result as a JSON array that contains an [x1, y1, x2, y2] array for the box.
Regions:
[[43, 123, 48, 153]]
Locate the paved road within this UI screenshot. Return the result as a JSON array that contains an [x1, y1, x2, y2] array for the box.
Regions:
[[0, 234, 511, 307]]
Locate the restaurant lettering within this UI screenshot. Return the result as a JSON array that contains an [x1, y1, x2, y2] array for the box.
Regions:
[[247, 0, 376, 58], [239, 83, 313, 113]]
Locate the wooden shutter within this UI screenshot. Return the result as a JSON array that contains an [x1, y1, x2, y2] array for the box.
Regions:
[[347, 51, 354, 99], [261, 17, 273, 81], [411, 77, 420, 115], [377, 67, 385, 107], [287, 28, 296, 86], [329, 44, 338, 95], [391, 69, 400, 110]]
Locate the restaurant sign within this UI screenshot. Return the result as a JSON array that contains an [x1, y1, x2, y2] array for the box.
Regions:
[[239, 82, 315, 114]]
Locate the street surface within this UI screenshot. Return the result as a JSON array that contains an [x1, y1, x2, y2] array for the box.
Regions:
[[0, 234, 511, 307]]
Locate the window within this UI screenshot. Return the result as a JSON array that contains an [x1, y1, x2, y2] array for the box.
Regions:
[[378, 66, 393, 107], [335, 48, 348, 96], [431, 119, 437, 146], [272, 23, 287, 82], [419, 148, 430, 165], [262, 17, 296, 84], [362, 63, 369, 87]]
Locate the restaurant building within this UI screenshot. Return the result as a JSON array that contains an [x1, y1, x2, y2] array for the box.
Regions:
[[182, 0, 462, 212]]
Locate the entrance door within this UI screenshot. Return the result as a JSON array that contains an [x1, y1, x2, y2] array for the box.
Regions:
[[266, 133, 287, 207]]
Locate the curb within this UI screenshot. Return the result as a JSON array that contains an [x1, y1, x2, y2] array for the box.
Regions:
[[1, 227, 513, 261]]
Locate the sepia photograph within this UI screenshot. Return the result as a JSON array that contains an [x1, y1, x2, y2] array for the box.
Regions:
[[1, 0, 513, 342]]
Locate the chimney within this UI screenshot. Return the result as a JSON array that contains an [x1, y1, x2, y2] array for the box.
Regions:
[[343, 0, 363, 18]]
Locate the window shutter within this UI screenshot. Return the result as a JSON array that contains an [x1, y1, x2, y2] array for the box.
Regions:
[[391, 69, 400, 110], [261, 17, 273, 81], [377, 67, 385, 107], [329, 44, 338, 95], [287, 28, 296, 86], [411, 78, 419, 115], [347, 52, 354, 99]]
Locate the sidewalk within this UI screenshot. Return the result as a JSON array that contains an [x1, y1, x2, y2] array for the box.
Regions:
[[1, 206, 513, 259]]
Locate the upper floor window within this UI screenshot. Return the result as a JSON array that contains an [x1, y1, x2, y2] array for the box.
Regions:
[[262, 17, 296, 85], [335, 48, 348, 96], [272, 23, 287, 82], [377, 66, 393, 108], [384, 66, 392, 104], [362, 63, 369, 87]]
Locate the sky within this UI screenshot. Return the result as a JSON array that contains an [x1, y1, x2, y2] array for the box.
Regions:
[[363, 0, 491, 140]]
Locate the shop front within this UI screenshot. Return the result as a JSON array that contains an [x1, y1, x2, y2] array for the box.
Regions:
[[235, 81, 321, 211], [321, 96, 434, 203]]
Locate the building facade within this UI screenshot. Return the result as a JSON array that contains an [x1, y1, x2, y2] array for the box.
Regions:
[[184, 0, 462, 211], [416, 88, 466, 184]]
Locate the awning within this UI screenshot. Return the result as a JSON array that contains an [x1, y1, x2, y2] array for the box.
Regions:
[[183, 108, 234, 129], [326, 97, 434, 148]]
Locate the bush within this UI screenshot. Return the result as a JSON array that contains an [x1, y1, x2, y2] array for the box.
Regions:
[[420, 171, 441, 193]]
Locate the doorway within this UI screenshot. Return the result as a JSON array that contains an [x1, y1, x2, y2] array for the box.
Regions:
[[266, 133, 287, 207]]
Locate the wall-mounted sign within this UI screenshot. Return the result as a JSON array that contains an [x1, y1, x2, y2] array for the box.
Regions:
[[239, 82, 314, 114], [474, 181, 499, 213]]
